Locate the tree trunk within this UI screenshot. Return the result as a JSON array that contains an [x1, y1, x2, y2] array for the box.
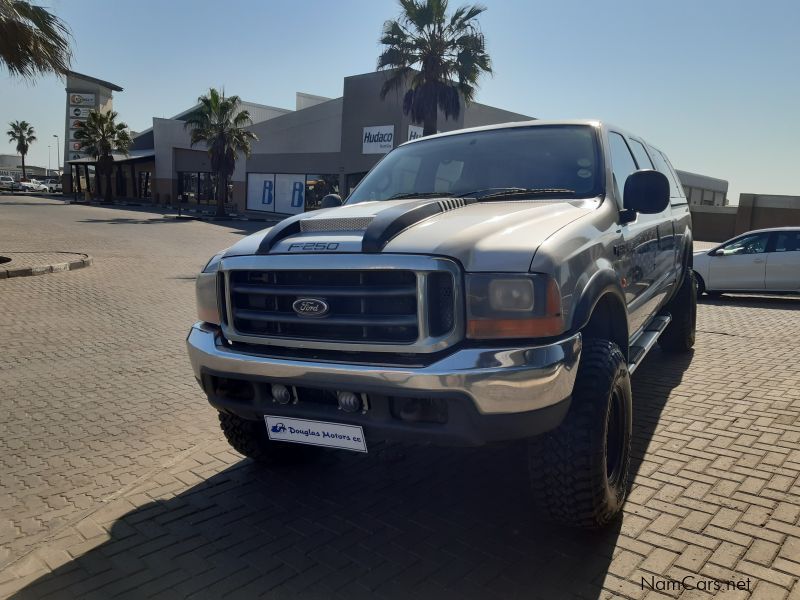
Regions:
[[423, 110, 437, 137], [215, 171, 227, 218], [104, 171, 113, 204], [21, 153, 26, 180]]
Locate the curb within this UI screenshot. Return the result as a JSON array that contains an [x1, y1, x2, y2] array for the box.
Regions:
[[0, 255, 93, 279]]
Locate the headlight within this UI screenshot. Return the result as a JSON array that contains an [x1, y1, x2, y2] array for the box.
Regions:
[[196, 251, 225, 324], [202, 252, 224, 273], [466, 273, 564, 339]]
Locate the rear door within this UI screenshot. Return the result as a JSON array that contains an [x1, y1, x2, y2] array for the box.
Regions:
[[708, 232, 771, 290], [766, 230, 800, 291]]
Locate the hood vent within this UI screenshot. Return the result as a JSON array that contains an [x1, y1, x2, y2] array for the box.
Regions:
[[300, 217, 374, 233]]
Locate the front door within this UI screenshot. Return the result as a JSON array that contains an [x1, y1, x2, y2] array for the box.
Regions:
[[609, 132, 661, 335], [766, 230, 800, 291], [708, 232, 770, 290]]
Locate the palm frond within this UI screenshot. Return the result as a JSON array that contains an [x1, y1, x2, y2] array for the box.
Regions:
[[378, 0, 492, 131], [0, 0, 72, 79]]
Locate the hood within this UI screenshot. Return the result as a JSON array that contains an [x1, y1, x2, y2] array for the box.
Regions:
[[225, 197, 597, 272]]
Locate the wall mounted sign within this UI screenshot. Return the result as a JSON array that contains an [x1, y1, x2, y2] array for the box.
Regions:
[[362, 125, 394, 154]]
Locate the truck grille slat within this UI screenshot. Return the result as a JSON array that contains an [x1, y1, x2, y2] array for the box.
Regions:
[[230, 283, 416, 297], [228, 269, 422, 343], [234, 309, 417, 327]]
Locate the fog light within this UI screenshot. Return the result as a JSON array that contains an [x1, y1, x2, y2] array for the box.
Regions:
[[271, 384, 291, 405], [336, 391, 361, 413]]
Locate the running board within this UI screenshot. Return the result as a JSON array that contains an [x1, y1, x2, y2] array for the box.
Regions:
[[628, 314, 671, 374]]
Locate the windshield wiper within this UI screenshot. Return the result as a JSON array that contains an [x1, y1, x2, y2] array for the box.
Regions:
[[386, 191, 456, 200], [461, 187, 577, 201]]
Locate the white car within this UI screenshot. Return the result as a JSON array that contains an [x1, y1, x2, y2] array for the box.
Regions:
[[694, 227, 800, 295], [20, 179, 48, 192], [43, 178, 62, 193]]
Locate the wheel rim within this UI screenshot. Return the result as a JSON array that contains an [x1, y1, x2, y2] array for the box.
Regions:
[[606, 386, 625, 486]]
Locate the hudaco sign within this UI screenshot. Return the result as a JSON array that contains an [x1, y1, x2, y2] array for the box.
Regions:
[[362, 125, 394, 154]]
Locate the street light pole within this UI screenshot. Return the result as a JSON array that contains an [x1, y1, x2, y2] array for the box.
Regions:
[[48, 145, 51, 173], [52, 134, 60, 174]]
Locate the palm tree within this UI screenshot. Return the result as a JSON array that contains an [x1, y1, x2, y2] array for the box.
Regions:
[[0, 0, 72, 79], [377, 0, 492, 136], [6, 120, 36, 179], [184, 88, 257, 217], [73, 110, 132, 204]]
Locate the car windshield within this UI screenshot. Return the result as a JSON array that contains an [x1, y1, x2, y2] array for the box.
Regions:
[[347, 124, 603, 204]]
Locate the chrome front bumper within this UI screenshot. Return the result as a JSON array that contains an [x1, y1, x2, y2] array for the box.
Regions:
[[187, 322, 581, 415]]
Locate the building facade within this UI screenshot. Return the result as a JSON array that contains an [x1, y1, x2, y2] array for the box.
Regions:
[[676, 169, 729, 206], [67, 70, 531, 213]]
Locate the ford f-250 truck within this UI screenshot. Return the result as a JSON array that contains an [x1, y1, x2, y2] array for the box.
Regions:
[[187, 120, 696, 528]]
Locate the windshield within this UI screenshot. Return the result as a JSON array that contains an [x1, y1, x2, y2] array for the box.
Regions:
[[347, 124, 603, 203]]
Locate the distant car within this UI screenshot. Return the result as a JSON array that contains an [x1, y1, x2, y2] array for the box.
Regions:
[[0, 176, 21, 192], [694, 227, 800, 295], [43, 178, 62, 193], [20, 179, 48, 192]]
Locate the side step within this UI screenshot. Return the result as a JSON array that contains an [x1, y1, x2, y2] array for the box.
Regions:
[[628, 314, 671, 374]]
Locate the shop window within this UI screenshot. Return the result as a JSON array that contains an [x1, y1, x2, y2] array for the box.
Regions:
[[138, 171, 152, 199], [345, 172, 368, 197], [305, 174, 340, 210]]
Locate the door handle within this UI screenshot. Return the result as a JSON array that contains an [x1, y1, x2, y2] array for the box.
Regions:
[[753, 259, 765, 263]]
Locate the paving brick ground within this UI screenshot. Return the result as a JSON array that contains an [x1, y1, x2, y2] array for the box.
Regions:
[[0, 194, 798, 599]]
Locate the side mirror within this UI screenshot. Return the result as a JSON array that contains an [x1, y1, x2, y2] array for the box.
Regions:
[[711, 249, 724, 256], [622, 170, 670, 216], [320, 194, 342, 209]]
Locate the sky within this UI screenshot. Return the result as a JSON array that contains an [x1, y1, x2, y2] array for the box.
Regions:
[[2, 0, 799, 203]]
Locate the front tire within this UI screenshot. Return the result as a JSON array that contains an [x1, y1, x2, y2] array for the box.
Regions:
[[528, 339, 632, 529], [218, 412, 320, 464], [659, 270, 697, 352]]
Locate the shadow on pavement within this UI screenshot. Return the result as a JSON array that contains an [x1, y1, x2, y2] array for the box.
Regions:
[[12, 350, 693, 600], [700, 293, 800, 311]]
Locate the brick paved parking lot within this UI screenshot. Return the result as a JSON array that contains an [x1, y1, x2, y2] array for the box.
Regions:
[[1, 195, 798, 599]]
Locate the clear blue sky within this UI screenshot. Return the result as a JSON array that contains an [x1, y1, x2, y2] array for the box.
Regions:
[[2, 0, 799, 203]]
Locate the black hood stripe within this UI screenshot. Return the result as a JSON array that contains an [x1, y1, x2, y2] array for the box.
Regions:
[[361, 198, 474, 253], [256, 197, 475, 255]]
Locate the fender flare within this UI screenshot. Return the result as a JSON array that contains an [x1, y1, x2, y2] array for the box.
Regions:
[[569, 269, 628, 342]]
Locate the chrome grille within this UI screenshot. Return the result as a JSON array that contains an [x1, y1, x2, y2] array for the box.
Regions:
[[229, 269, 419, 343]]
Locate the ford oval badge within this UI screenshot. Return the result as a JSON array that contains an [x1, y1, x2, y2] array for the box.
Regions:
[[292, 298, 330, 318]]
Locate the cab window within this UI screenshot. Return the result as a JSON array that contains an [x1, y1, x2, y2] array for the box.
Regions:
[[628, 139, 654, 169], [648, 146, 683, 199], [608, 132, 637, 204]]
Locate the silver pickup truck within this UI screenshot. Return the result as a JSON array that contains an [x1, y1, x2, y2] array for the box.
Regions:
[[187, 120, 696, 528]]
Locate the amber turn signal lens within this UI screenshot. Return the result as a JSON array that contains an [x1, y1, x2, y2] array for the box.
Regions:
[[467, 316, 564, 339]]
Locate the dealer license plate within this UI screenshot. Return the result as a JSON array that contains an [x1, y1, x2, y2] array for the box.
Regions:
[[264, 416, 367, 453]]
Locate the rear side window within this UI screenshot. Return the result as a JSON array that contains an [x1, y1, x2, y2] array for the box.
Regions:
[[648, 147, 683, 199], [773, 231, 800, 252], [628, 139, 654, 169], [608, 132, 638, 203]]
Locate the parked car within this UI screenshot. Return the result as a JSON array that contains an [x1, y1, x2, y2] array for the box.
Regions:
[[43, 178, 62, 193], [0, 175, 22, 192], [187, 120, 696, 529], [20, 179, 48, 192], [694, 228, 800, 295]]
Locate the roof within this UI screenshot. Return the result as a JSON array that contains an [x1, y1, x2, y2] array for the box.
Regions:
[[66, 71, 123, 92], [66, 149, 154, 164], [400, 119, 600, 146]]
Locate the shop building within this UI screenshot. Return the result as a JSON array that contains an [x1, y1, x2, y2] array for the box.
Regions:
[[67, 70, 531, 213]]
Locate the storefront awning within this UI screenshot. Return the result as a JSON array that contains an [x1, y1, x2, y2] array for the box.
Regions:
[[67, 149, 155, 165]]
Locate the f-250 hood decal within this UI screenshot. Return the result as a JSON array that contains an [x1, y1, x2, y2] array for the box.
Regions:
[[224, 197, 598, 272]]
